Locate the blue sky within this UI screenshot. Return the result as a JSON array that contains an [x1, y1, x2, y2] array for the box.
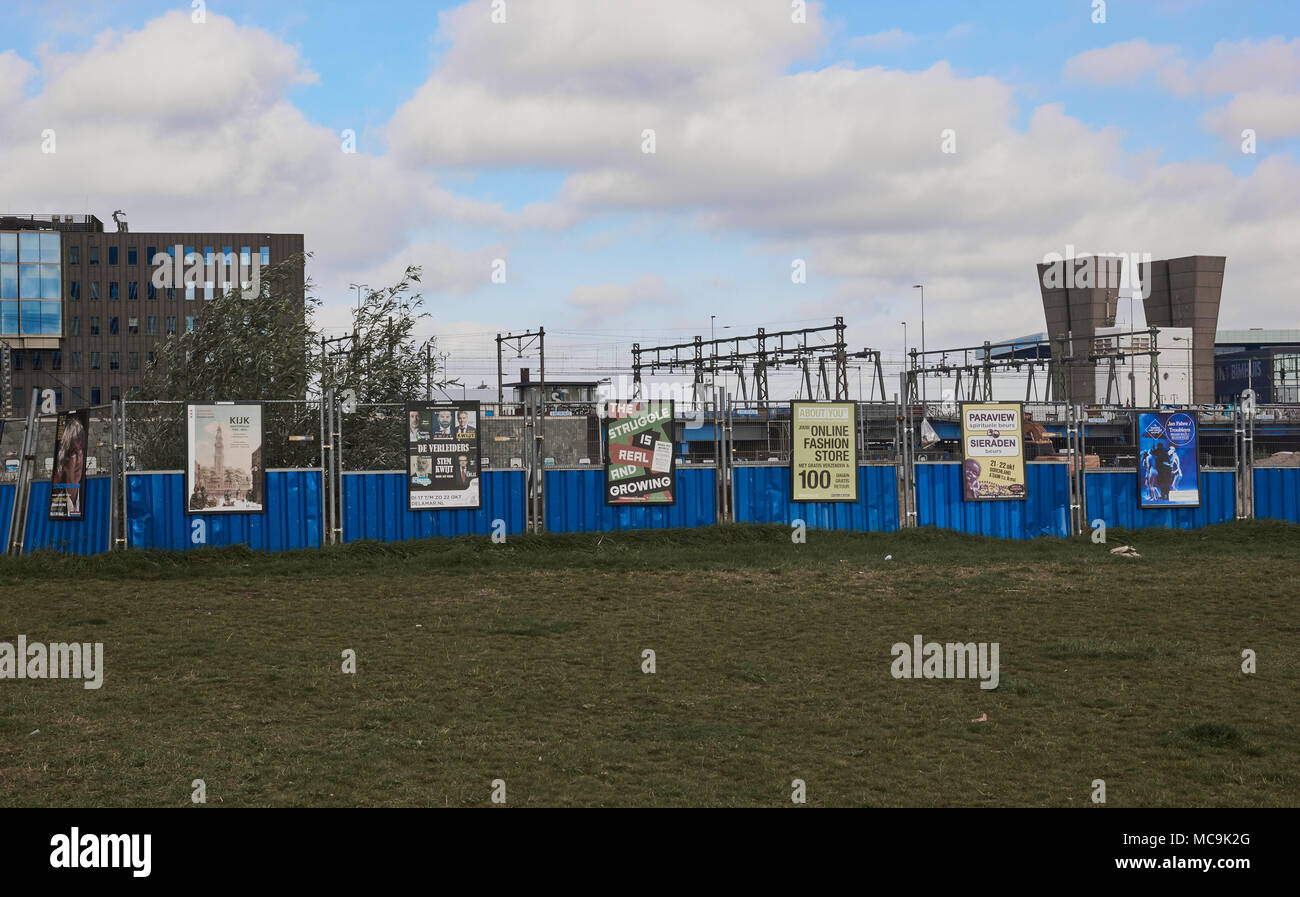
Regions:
[[3, 0, 1298, 393]]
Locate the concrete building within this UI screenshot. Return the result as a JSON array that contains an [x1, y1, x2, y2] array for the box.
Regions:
[[1, 213, 303, 415], [1034, 254, 1225, 403], [1140, 256, 1226, 403]]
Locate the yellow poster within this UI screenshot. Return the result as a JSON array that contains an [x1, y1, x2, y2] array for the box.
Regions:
[[791, 402, 858, 502], [961, 402, 1027, 501]]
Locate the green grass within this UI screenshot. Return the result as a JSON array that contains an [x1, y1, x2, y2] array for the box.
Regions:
[[0, 521, 1297, 807]]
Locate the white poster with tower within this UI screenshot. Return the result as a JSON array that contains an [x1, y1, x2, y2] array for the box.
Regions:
[[186, 403, 265, 514]]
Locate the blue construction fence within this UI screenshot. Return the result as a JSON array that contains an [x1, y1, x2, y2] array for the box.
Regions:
[[5, 464, 1299, 556]]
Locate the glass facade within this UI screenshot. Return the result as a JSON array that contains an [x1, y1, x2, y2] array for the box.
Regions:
[[0, 230, 61, 336]]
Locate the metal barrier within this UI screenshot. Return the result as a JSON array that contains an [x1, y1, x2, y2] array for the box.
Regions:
[[543, 466, 717, 533], [127, 470, 322, 551], [732, 463, 899, 531], [915, 462, 1072, 539], [341, 469, 526, 542], [1, 390, 1297, 554], [1085, 469, 1237, 531], [1252, 467, 1300, 524]]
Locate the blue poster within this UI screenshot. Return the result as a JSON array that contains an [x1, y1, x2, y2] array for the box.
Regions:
[[1137, 412, 1200, 508]]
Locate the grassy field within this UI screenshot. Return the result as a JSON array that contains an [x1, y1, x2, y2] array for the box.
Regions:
[[1, 521, 1296, 807]]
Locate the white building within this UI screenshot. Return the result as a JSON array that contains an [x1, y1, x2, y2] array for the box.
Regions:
[[1089, 326, 1194, 406]]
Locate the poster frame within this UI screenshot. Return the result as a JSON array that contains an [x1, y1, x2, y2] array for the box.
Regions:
[[959, 400, 1028, 502], [48, 409, 89, 521], [789, 400, 859, 503], [184, 401, 266, 516], [405, 399, 483, 513], [1135, 409, 1202, 510], [603, 398, 677, 507]]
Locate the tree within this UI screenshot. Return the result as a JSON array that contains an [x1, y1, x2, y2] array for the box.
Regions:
[[128, 258, 454, 471], [323, 267, 461, 470]]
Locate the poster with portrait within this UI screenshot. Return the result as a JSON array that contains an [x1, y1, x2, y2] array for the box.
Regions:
[[1137, 411, 1200, 508], [791, 401, 858, 502], [186, 403, 264, 514], [960, 402, 1027, 501], [604, 400, 676, 504], [406, 401, 481, 510], [49, 410, 88, 520]]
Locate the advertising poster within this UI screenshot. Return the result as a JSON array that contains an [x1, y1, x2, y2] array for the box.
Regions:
[[49, 410, 88, 521], [791, 401, 858, 502], [961, 402, 1027, 501], [407, 401, 481, 510], [1137, 411, 1200, 508], [604, 400, 675, 504], [186, 403, 264, 514]]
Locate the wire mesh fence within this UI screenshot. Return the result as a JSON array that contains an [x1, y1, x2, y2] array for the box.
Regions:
[[123, 399, 323, 472]]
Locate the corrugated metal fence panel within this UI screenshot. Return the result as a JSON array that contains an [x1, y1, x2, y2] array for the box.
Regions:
[[916, 462, 1070, 539], [0, 482, 13, 549], [341, 470, 526, 542], [127, 471, 322, 551], [544, 466, 716, 533], [733, 464, 899, 531], [23, 476, 113, 555], [1254, 467, 1300, 523], [1085, 469, 1236, 530]]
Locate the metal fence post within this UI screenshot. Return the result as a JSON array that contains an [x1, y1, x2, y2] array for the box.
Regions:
[[109, 398, 120, 550], [8, 388, 39, 555]]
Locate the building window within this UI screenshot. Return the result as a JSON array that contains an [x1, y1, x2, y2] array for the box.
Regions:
[[128, 281, 138, 300], [90, 281, 99, 300], [128, 316, 139, 334], [91, 387, 101, 405], [261, 246, 270, 266], [110, 352, 119, 371], [148, 282, 157, 300], [127, 247, 137, 266], [89, 245, 99, 265], [70, 386, 82, 405], [31, 350, 41, 370], [108, 246, 118, 265], [204, 247, 214, 265], [90, 352, 100, 370], [166, 287, 175, 302], [129, 351, 139, 371], [69, 245, 79, 265], [52, 350, 61, 370], [1, 233, 61, 336], [110, 386, 121, 402], [90, 316, 100, 335], [146, 246, 157, 266], [71, 352, 80, 371], [54, 388, 62, 407], [109, 281, 119, 300], [71, 316, 79, 335], [147, 351, 156, 367], [185, 281, 195, 301], [166, 316, 176, 335], [109, 316, 119, 335], [69, 280, 79, 300], [10, 350, 20, 370], [148, 315, 157, 334], [185, 316, 195, 332]]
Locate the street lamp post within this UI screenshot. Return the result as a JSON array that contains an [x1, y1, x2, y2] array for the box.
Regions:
[[912, 285, 926, 403], [348, 282, 369, 313]]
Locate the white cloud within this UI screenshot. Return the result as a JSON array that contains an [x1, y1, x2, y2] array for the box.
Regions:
[[849, 29, 914, 52], [1062, 39, 1181, 87], [568, 274, 677, 324]]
